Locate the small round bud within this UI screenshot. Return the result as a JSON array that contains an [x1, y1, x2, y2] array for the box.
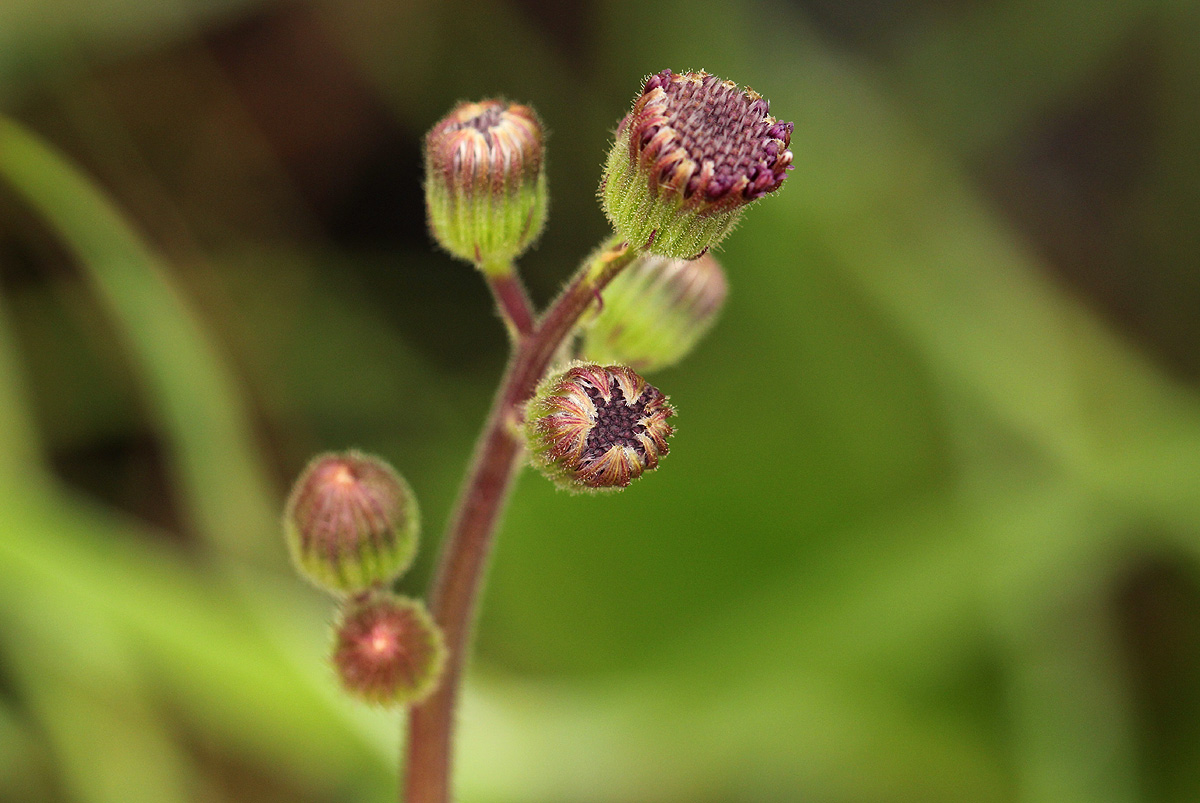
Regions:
[[332, 593, 445, 706], [284, 451, 419, 595], [600, 70, 794, 259], [582, 252, 728, 373], [525, 363, 675, 492], [424, 100, 547, 273]]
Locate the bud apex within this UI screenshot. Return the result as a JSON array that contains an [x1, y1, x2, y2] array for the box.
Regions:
[[332, 593, 445, 706], [600, 70, 793, 259], [424, 100, 547, 272], [525, 363, 675, 492], [583, 252, 728, 373], [284, 451, 419, 595]]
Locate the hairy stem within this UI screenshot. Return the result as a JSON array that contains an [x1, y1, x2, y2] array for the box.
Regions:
[[404, 236, 636, 803], [483, 265, 536, 340]]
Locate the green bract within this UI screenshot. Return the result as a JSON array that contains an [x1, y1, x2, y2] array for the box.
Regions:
[[601, 142, 741, 260], [583, 251, 728, 373]]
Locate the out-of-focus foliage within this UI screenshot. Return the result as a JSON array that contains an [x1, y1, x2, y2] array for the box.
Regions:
[[1, 1, 1198, 801]]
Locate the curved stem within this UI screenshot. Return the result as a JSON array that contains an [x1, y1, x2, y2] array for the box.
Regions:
[[404, 236, 636, 803], [483, 265, 536, 340]]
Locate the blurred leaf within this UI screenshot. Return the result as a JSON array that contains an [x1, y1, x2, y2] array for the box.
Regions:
[[0, 116, 278, 562], [8, 656, 197, 803], [456, 669, 1006, 803], [0, 482, 396, 792], [894, 0, 1149, 154], [0, 0, 268, 104], [0, 699, 45, 801], [993, 567, 1139, 803], [0, 277, 44, 485]]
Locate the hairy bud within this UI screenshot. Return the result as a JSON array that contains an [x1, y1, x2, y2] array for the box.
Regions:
[[332, 593, 445, 706], [525, 363, 675, 492], [600, 70, 793, 259], [284, 451, 419, 595], [583, 252, 728, 373], [424, 100, 547, 273]]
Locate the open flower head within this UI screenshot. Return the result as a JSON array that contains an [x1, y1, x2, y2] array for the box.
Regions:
[[601, 69, 793, 259], [525, 363, 675, 492], [424, 99, 547, 272]]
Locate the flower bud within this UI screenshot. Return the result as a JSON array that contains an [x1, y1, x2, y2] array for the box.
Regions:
[[600, 70, 793, 260], [284, 451, 419, 595], [582, 252, 728, 373], [424, 100, 547, 273], [525, 363, 675, 492], [332, 592, 445, 706]]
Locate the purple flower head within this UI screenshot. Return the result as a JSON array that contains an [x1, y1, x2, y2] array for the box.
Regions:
[[425, 100, 543, 190], [601, 70, 794, 258], [623, 70, 794, 208]]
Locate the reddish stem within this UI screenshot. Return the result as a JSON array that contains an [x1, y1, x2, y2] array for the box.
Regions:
[[486, 271, 536, 340], [404, 238, 636, 803]]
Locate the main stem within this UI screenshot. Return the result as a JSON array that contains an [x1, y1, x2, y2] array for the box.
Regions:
[[404, 237, 637, 803]]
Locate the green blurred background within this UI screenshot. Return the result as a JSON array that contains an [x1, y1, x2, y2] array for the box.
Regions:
[[1, 0, 1199, 800]]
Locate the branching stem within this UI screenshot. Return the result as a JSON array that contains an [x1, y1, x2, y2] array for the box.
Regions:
[[404, 235, 637, 803]]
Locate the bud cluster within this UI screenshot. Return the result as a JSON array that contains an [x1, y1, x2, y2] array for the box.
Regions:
[[601, 69, 794, 259], [284, 451, 445, 706], [424, 100, 547, 272], [286, 70, 794, 725]]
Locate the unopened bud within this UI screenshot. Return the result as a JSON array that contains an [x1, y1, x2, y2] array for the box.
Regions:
[[332, 593, 445, 706], [424, 100, 547, 273], [525, 363, 675, 492], [600, 70, 793, 259], [583, 252, 728, 373], [284, 451, 419, 595]]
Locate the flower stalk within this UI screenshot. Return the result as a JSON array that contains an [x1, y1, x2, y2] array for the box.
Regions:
[[404, 236, 640, 803], [483, 268, 536, 340]]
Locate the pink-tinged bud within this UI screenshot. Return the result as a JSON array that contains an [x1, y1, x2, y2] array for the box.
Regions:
[[424, 100, 547, 273], [600, 70, 794, 259], [524, 363, 675, 492], [332, 593, 445, 706], [284, 451, 419, 595], [583, 251, 728, 373]]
